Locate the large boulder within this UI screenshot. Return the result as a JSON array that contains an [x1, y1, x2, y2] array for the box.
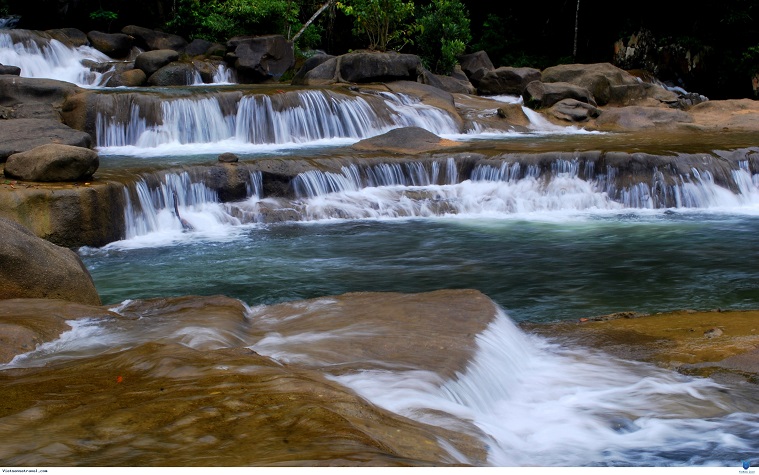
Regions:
[[419, 69, 476, 95], [183, 38, 214, 57], [0, 64, 21, 76], [4, 144, 99, 182], [458, 50, 495, 78], [0, 119, 92, 162], [0, 218, 101, 305], [541, 63, 642, 106], [147, 62, 197, 86], [121, 25, 187, 52], [523, 80, 597, 109], [86, 30, 134, 59], [105, 68, 147, 87], [0, 76, 80, 120], [225, 35, 294, 83], [134, 49, 180, 77], [291, 54, 336, 85], [45, 28, 89, 48], [339, 52, 422, 83], [593, 106, 694, 131], [470, 66, 541, 96]]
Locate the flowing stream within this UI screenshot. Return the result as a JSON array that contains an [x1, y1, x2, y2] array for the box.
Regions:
[[2, 36, 759, 465]]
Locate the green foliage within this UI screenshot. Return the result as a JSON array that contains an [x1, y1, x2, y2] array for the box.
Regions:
[[166, 0, 299, 43], [89, 7, 118, 32], [416, 0, 471, 74], [336, 0, 416, 51]]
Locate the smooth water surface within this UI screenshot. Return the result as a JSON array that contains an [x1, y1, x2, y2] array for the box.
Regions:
[[82, 211, 759, 322]]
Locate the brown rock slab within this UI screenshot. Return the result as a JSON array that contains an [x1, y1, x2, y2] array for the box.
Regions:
[[4, 143, 98, 182], [352, 127, 462, 155]]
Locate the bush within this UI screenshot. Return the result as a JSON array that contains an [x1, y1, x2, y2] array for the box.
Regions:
[[336, 0, 416, 51], [416, 0, 471, 74]]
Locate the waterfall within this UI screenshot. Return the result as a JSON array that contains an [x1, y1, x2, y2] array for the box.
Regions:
[[94, 89, 460, 152], [0, 31, 113, 86]]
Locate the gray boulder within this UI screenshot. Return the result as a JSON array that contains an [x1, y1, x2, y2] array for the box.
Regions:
[[0, 218, 101, 305], [471, 66, 541, 96], [184, 38, 214, 57], [339, 52, 422, 83], [0, 76, 80, 121], [87, 30, 134, 59], [121, 25, 187, 52], [523, 80, 597, 109], [4, 144, 99, 182], [226, 35, 294, 83], [419, 69, 476, 95], [147, 62, 197, 86], [0, 119, 92, 161], [45, 28, 89, 48], [291, 54, 336, 85], [135, 49, 180, 77], [458, 50, 495, 78], [0, 64, 21, 76]]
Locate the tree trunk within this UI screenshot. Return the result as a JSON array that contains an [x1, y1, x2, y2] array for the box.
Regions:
[[291, 1, 333, 43], [573, 0, 580, 59]]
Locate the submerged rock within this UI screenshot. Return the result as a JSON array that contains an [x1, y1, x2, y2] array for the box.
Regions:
[[0, 218, 101, 305]]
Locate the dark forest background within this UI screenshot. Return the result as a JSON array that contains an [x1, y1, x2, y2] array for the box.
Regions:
[[2, 0, 758, 99]]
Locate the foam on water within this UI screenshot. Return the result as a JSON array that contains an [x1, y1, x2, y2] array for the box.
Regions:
[[329, 310, 759, 466], [0, 32, 113, 86]]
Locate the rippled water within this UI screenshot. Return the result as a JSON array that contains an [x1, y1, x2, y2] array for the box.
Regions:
[[81, 210, 759, 322]]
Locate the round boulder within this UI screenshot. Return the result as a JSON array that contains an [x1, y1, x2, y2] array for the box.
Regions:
[[4, 144, 99, 182], [218, 152, 239, 163], [87, 30, 134, 59], [135, 49, 180, 77], [147, 62, 197, 86], [121, 25, 188, 52], [471, 66, 541, 96], [523, 80, 597, 109], [0, 64, 21, 76], [0, 218, 101, 305], [105, 68, 147, 87], [226, 35, 295, 83]]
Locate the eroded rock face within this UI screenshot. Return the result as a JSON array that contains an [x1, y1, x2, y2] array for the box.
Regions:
[[0, 290, 493, 465], [225, 35, 294, 83], [121, 25, 187, 52], [0, 218, 101, 305], [593, 106, 693, 131], [0, 76, 81, 121], [4, 144, 98, 182], [0, 119, 92, 162]]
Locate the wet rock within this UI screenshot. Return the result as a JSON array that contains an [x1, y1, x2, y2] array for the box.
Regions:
[[0, 118, 92, 161], [45, 28, 89, 48], [225, 35, 294, 83], [352, 127, 461, 155], [218, 152, 239, 163], [541, 63, 640, 106], [121, 25, 187, 52], [0, 298, 113, 364], [105, 68, 146, 87], [385, 80, 464, 130], [135, 49, 180, 77], [0, 218, 101, 305], [688, 99, 759, 131], [0, 64, 21, 76], [4, 144, 98, 182], [87, 30, 134, 59], [523, 80, 597, 109], [147, 62, 197, 86]]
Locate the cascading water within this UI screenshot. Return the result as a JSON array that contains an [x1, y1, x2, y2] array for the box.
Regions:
[[327, 309, 759, 466], [0, 31, 113, 86], [94, 89, 461, 154]]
